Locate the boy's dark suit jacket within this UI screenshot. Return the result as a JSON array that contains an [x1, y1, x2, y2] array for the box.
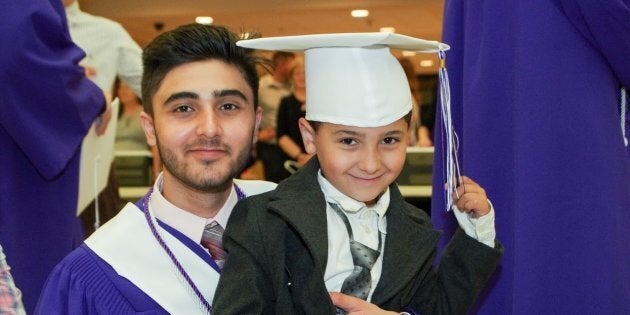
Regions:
[[213, 158, 502, 315]]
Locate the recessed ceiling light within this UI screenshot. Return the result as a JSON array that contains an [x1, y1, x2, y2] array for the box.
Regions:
[[195, 16, 214, 25], [380, 27, 396, 33], [351, 9, 369, 18], [402, 51, 417, 57], [419, 60, 435, 67]]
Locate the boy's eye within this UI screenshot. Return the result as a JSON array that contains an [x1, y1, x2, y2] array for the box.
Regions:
[[383, 137, 399, 144], [340, 138, 357, 145]]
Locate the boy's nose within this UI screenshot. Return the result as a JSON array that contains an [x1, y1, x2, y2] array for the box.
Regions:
[[358, 148, 382, 174]]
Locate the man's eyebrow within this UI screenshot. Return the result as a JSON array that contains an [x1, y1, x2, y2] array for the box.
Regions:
[[162, 89, 249, 106], [212, 89, 248, 101], [163, 91, 199, 105]]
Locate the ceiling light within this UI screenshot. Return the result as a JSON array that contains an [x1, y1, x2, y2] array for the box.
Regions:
[[402, 51, 417, 57], [195, 16, 214, 25], [379, 27, 396, 33], [351, 9, 369, 18], [419, 60, 435, 67]]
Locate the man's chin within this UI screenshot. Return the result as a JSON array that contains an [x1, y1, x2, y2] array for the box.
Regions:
[[187, 176, 233, 193]]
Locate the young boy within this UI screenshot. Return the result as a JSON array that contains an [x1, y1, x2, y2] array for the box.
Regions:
[[213, 33, 502, 315]]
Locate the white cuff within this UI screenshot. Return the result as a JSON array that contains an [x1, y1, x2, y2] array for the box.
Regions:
[[452, 199, 496, 248]]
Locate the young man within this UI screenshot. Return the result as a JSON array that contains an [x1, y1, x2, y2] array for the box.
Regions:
[[35, 24, 275, 314], [213, 33, 502, 315]]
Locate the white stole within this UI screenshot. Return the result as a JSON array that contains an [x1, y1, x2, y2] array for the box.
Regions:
[[85, 203, 217, 314]]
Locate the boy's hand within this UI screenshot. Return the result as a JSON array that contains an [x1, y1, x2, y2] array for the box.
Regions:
[[329, 292, 398, 315], [454, 176, 490, 217]]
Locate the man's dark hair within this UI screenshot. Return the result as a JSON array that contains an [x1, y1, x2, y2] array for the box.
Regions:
[[141, 24, 266, 116]]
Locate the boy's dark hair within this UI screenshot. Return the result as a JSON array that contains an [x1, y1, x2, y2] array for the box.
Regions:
[[141, 24, 266, 116], [308, 111, 412, 132]]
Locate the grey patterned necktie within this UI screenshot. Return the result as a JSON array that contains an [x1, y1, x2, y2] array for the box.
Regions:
[[329, 202, 382, 300], [200, 221, 226, 268]]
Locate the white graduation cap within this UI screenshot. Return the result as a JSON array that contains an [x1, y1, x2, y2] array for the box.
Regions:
[[238, 33, 450, 127]]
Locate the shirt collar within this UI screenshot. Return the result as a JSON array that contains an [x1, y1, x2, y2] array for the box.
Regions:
[[317, 169, 390, 227], [149, 173, 238, 243]]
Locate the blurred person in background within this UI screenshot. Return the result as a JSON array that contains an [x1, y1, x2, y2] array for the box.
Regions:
[[0, 1, 108, 312], [277, 57, 314, 169], [256, 51, 295, 181]]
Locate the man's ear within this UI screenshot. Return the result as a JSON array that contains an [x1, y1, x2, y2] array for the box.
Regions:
[[298, 117, 316, 155], [140, 111, 157, 147], [253, 106, 263, 144]]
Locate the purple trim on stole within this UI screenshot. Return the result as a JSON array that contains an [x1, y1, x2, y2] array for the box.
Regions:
[[133, 196, 221, 272]]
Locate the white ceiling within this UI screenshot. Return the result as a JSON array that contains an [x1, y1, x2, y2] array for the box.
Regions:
[[79, 0, 445, 73]]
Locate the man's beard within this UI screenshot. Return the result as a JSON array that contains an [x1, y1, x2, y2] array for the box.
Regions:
[[157, 137, 252, 193]]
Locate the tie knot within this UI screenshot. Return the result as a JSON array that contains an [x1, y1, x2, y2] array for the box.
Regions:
[[204, 221, 223, 233], [201, 221, 226, 267]]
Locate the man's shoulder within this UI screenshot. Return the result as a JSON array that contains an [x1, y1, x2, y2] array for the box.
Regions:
[[38, 244, 166, 313], [64, 244, 116, 271], [73, 10, 129, 37], [45, 245, 112, 291]]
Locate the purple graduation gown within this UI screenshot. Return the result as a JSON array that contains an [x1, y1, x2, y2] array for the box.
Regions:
[[35, 201, 219, 314], [0, 0, 105, 312], [432, 0, 630, 313]]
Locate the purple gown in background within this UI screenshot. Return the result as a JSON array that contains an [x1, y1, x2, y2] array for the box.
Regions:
[[432, 0, 630, 313], [0, 1, 104, 312]]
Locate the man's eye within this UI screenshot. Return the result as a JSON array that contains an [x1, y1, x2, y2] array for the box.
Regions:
[[220, 103, 238, 111], [174, 105, 193, 112]]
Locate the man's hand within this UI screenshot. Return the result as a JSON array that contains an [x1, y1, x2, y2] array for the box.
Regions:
[[83, 65, 96, 78], [94, 93, 112, 136], [454, 176, 490, 217], [329, 292, 398, 315]]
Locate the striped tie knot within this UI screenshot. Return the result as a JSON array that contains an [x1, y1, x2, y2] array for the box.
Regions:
[[200, 221, 226, 267]]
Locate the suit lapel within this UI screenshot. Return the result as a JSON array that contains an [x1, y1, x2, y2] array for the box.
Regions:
[[371, 187, 441, 305], [268, 158, 330, 272]]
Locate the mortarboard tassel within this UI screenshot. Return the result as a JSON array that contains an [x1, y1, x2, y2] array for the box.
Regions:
[[437, 47, 463, 211]]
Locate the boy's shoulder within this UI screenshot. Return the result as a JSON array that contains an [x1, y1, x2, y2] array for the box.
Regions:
[[398, 199, 432, 227], [234, 179, 277, 197]]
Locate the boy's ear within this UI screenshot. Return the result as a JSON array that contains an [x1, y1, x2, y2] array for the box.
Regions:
[[140, 111, 157, 147], [298, 117, 317, 155]]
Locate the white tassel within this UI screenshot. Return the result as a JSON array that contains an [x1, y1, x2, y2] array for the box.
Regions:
[[438, 47, 463, 211]]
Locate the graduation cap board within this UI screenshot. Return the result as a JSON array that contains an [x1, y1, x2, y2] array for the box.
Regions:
[[238, 33, 461, 211]]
